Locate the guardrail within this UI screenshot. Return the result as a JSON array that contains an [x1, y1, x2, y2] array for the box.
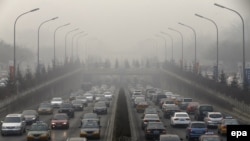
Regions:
[[161, 68, 250, 124]]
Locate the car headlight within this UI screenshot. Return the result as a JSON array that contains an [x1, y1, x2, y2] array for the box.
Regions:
[[80, 130, 86, 134], [40, 133, 48, 137], [32, 117, 36, 120], [93, 130, 99, 134], [63, 122, 67, 124], [51, 122, 55, 125]]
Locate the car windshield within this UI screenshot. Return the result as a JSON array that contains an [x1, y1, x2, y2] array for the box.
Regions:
[[200, 106, 213, 111], [60, 103, 72, 108], [30, 124, 48, 131], [191, 123, 206, 128], [22, 110, 36, 115], [84, 113, 97, 119], [4, 117, 21, 123], [145, 108, 157, 114], [52, 98, 62, 101], [53, 114, 67, 120], [183, 99, 192, 102], [82, 122, 99, 128], [147, 122, 164, 129], [176, 114, 188, 117], [72, 100, 82, 104], [95, 103, 105, 107], [224, 119, 239, 125], [209, 114, 222, 118], [202, 137, 220, 141], [145, 114, 158, 119]]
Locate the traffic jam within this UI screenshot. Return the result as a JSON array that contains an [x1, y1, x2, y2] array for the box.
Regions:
[[128, 84, 240, 141], [0, 84, 116, 141]]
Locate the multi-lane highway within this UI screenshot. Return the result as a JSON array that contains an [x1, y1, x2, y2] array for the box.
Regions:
[[0, 87, 118, 141]]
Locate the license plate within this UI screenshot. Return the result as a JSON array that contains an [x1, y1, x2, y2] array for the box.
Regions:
[[153, 130, 160, 134], [180, 119, 185, 121]]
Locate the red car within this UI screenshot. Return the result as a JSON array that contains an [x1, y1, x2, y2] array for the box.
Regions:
[[186, 102, 199, 114], [51, 113, 69, 129]]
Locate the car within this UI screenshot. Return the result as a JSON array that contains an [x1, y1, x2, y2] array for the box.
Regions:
[[145, 122, 166, 140], [50, 97, 63, 108], [1, 114, 26, 136], [199, 132, 221, 141], [186, 121, 207, 141], [58, 102, 75, 118], [37, 102, 53, 115], [71, 100, 84, 111], [194, 104, 213, 121], [50, 113, 69, 129], [75, 96, 88, 107], [133, 96, 145, 107], [142, 107, 159, 119], [22, 110, 39, 125], [136, 101, 149, 113], [170, 112, 190, 127], [204, 112, 223, 128], [26, 121, 51, 141], [163, 104, 181, 118], [159, 134, 183, 141], [141, 114, 160, 129], [81, 113, 100, 126], [93, 101, 108, 114], [186, 102, 199, 114], [145, 89, 156, 99], [95, 94, 104, 101], [99, 97, 110, 107], [155, 94, 167, 105], [66, 137, 87, 141], [84, 93, 94, 102], [161, 99, 175, 110], [179, 98, 192, 110], [69, 92, 79, 101], [103, 91, 113, 100], [79, 120, 101, 139], [218, 118, 239, 135]]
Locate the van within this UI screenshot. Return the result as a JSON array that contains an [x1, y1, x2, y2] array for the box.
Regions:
[[1, 114, 26, 136]]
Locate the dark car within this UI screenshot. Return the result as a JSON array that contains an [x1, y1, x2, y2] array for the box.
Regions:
[[51, 113, 69, 129], [80, 113, 100, 126], [58, 102, 75, 118], [163, 105, 180, 118], [194, 104, 213, 121], [155, 94, 167, 105], [145, 122, 166, 139], [22, 110, 39, 125], [186, 121, 207, 141], [93, 101, 107, 114], [71, 100, 84, 111]]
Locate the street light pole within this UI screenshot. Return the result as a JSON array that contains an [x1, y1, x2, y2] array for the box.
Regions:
[[168, 28, 184, 69], [214, 3, 247, 88], [37, 17, 58, 74], [155, 34, 167, 62], [161, 32, 174, 63], [76, 33, 88, 60], [71, 31, 84, 62], [179, 22, 197, 73], [13, 8, 39, 83], [64, 28, 79, 63], [195, 13, 219, 82], [53, 23, 70, 68]]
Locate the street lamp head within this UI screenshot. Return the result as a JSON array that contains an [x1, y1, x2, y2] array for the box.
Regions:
[[214, 3, 225, 8], [195, 13, 203, 18], [52, 17, 59, 20], [30, 8, 39, 12], [178, 22, 184, 26]]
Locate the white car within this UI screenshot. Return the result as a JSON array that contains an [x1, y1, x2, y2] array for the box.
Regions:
[[50, 97, 63, 108], [170, 112, 190, 127], [141, 114, 160, 129], [84, 93, 94, 102], [103, 91, 113, 100], [204, 112, 223, 128], [1, 114, 26, 136]]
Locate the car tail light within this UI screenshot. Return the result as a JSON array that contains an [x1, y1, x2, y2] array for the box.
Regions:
[[174, 118, 179, 120], [188, 128, 192, 132], [146, 130, 151, 133], [162, 130, 166, 134]]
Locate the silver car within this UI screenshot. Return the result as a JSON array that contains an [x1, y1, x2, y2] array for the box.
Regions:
[[1, 114, 26, 136], [50, 97, 63, 108]]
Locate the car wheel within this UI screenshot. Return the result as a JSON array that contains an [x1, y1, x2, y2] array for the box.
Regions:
[[1, 132, 5, 136]]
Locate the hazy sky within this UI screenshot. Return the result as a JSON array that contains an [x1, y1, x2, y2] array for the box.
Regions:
[[0, 0, 249, 64]]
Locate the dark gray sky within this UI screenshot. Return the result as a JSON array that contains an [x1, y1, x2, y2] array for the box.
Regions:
[[0, 0, 249, 66]]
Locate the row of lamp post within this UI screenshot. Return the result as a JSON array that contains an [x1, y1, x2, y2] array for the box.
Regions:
[[154, 3, 246, 87], [13, 8, 88, 83]]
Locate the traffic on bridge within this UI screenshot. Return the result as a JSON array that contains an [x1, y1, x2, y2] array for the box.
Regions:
[[0, 0, 250, 141]]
